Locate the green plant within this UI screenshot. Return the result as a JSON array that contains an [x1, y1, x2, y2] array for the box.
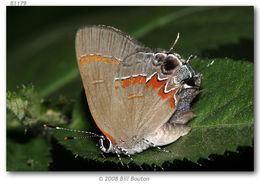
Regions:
[[7, 6, 254, 171]]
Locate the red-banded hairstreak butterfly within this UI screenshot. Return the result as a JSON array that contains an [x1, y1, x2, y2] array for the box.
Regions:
[[75, 25, 202, 155], [45, 25, 202, 160]]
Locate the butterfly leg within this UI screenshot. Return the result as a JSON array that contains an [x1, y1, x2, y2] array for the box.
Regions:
[[113, 147, 124, 167], [115, 146, 134, 168], [100, 151, 106, 159], [142, 138, 170, 153]]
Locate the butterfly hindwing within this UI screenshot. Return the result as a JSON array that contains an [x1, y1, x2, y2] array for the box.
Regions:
[[111, 52, 179, 144]]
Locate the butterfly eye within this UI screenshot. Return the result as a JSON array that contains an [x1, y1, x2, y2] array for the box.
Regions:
[[153, 53, 165, 66], [161, 56, 180, 75], [184, 78, 196, 87]]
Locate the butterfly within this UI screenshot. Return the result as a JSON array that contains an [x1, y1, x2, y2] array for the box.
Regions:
[[72, 25, 202, 156], [45, 25, 202, 162]]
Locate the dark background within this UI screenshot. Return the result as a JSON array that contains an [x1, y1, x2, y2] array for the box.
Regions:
[[7, 6, 254, 171]]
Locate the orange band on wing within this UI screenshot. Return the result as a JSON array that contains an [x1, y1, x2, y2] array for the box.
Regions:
[[79, 55, 120, 66], [82, 80, 116, 143], [140, 76, 146, 84], [131, 76, 141, 84], [113, 58, 120, 65], [128, 93, 144, 100], [131, 76, 146, 85], [114, 73, 177, 110], [122, 78, 131, 88], [158, 84, 178, 110], [145, 73, 167, 89], [119, 76, 147, 89], [158, 86, 168, 99], [85, 103, 116, 143], [169, 97, 176, 110], [158, 86, 178, 99], [95, 123, 116, 143], [114, 80, 120, 89], [128, 95, 144, 100]]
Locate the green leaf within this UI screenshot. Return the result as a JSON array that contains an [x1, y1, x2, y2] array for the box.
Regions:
[[7, 84, 69, 128], [7, 137, 52, 171], [7, 6, 253, 169], [7, 7, 253, 98], [52, 58, 254, 166]]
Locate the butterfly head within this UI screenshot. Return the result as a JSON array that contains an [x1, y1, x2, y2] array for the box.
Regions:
[[153, 52, 200, 89]]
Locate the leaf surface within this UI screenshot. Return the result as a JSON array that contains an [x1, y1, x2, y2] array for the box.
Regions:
[[7, 138, 51, 171], [53, 58, 254, 166]]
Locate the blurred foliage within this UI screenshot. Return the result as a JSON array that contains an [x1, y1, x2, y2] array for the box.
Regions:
[[7, 6, 253, 98], [6, 6, 253, 171], [7, 84, 69, 130], [7, 138, 51, 171]]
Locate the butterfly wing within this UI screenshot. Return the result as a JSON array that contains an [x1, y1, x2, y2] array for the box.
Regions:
[[111, 52, 180, 146], [75, 25, 145, 142]]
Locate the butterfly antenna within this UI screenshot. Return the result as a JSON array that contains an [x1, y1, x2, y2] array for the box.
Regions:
[[63, 136, 96, 140], [167, 32, 180, 54], [43, 124, 102, 138], [198, 60, 215, 74], [186, 54, 196, 64]]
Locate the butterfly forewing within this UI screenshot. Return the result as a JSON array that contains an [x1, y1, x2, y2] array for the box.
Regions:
[[75, 25, 144, 142]]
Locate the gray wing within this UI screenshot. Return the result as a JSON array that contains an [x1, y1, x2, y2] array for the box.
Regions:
[[110, 52, 178, 145], [75, 25, 145, 142]]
